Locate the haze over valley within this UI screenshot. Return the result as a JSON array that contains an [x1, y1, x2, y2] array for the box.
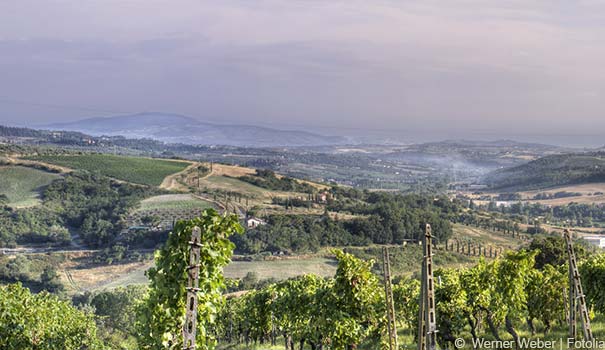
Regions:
[[2, 2, 605, 350]]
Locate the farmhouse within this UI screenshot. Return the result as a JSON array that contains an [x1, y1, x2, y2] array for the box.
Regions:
[[246, 217, 266, 228]]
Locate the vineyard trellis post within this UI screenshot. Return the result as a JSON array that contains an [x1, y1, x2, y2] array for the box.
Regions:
[[564, 229, 592, 341], [382, 247, 398, 350], [417, 224, 437, 350], [183, 226, 202, 349]]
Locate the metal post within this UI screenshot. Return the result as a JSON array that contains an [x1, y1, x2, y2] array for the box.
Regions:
[[183, 227, 202, 349]]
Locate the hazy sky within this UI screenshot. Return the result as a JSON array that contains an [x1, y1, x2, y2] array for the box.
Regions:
[[1, 0, 604, 140]]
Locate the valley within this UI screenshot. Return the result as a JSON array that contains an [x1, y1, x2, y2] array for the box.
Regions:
[[1, 124, 604, 350]]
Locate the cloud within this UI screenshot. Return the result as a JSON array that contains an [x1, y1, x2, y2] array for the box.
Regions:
[[0, 0, 604, 139]]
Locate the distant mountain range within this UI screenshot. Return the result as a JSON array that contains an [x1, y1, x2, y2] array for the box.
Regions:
[[44, 112, 347, 147]]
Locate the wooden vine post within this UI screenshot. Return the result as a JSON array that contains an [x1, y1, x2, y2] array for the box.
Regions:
[[183, 226, 202, 349], [564, 229, 592, 341], [417, 224, 437, 350], [382, 247, 398, 350]]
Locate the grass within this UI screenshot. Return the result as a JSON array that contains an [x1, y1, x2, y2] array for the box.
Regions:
[[58, 252, 153, 292], [452, 223, 522, 251], [99, 262, 153, 290], [203, 175, 268, 196], [138, 194, 214, 211], [0, 166, 60, 207], [89, 256, 338, 290], [224, 257, 337, 280], [344, 245, 477, 278], [25, 154, 190, 186]]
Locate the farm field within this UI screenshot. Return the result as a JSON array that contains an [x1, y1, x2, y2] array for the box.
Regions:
[[0, 165, 60, 207], [203, 175, 268, 197], [138, 194, 214, 211], [82, 256, 338, 290], [57, 251, 153, 292], [518, 182, 605, 205], [95, 262, 154, 290], [451, 223, 523, 251], [224, 257, 337, 280], [24, 154, 191, 186]]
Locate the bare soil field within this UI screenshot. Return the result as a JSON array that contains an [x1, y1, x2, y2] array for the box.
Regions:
[[518, 182, 605, 205], [59, 252, 152, 292]]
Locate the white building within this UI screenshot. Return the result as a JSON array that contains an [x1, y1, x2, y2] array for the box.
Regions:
[[582, 236, 605, 248], [246, 217, 266, 228]]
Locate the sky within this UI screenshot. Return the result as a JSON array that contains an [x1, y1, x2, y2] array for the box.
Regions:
[[0, 0, 604, 144]]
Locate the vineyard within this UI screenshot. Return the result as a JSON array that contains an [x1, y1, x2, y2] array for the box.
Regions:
[[213, 243, 605, 350], [124, 211, 605, 350], [127, 194, 216, 229], [0, 165, 60, 207], [24, 154, 191, 186]]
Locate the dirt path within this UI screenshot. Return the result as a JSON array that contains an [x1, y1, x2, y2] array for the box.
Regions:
[[5, 155, 73, 173], [159, 161, 199, 191]]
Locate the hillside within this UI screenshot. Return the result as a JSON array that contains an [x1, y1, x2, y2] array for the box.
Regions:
[[24, 154, 191, 186], [45, 112, 347, 147], [483, 152, 605, 191], [0, 166, 61, 207]]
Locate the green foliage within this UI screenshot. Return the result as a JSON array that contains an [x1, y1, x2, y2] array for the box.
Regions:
[[136, 209, 243, 350], [43, 172, 156, 247], [526, 264, 566, 333], [40, 265, 64, 293], [336, 192, 457, 243], [458, 251, 538, 345], [239, 169, 315, 193], [0, 254, 66, 293], [0, 283, 103, 350], [236, 193, 458, 255], [434, 268, 467, 346], [0, 165, 60, 206], [496, 250, 537, 319], [324, 250, 385, 349], [392, 277, 420, 331], [530, 235, 588, 269], [233, 214, 361, 254], [580, 253, 605, 314], [0, 206, 67, 248], [217, 250, 386, 349], [484, 152, 605, 191], [91, 285, 147, 333], [27, 154, 190, 186]]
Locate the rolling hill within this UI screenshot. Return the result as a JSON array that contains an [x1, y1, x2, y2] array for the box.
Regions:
[[483, 152, 605, 191], [0, 166, 61, 207], [24, 154, 191, 186], [45, 112, 347, 147]]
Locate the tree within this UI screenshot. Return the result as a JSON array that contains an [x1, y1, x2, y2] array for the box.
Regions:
[[40, 265, 64, 293], [0, 283, 103, 350], [530, 235, 587, 269], [136, 209, 243, 350], [91, 285, 146, 334]]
